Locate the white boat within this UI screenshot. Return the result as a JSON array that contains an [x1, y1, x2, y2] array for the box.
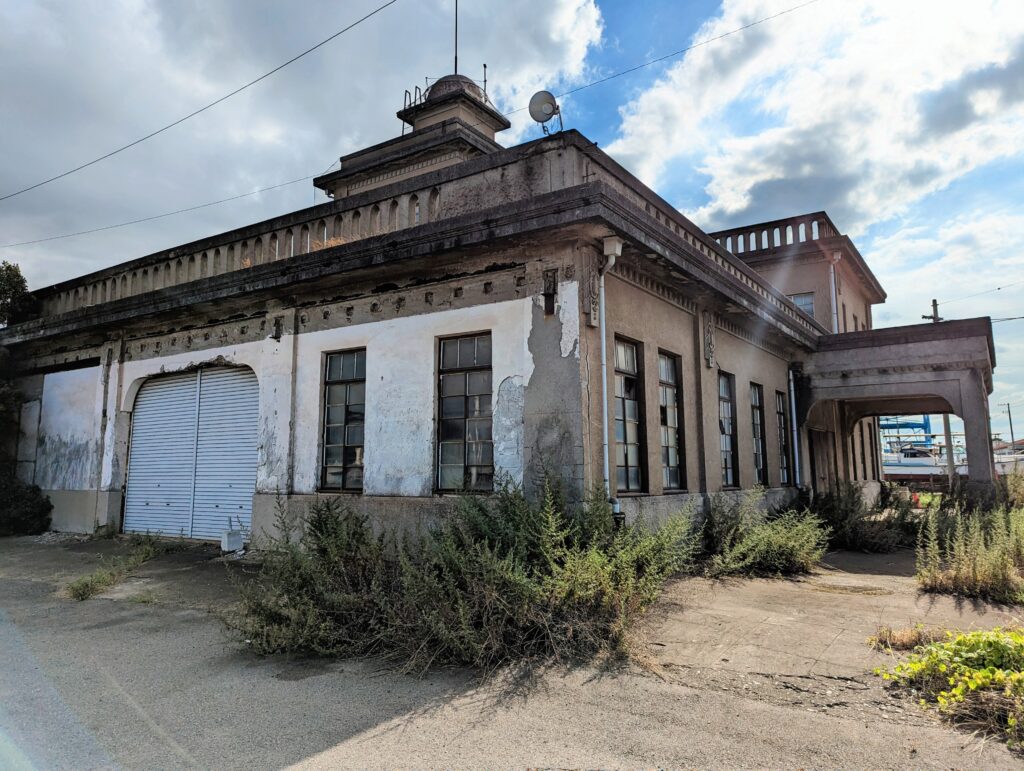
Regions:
[[883, 448, 1023, 478]]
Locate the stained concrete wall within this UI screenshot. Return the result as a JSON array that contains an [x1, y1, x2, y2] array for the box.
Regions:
[[16, 256, 585, 537]]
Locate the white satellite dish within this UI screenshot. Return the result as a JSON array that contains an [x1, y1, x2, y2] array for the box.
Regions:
[[529, 90, 558, 122], [529, 90, 563, 133]]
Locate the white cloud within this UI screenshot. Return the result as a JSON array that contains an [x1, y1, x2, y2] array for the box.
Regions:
[[868, 210, 1024, 435], [0, 0, 602, 288], [604, 0, 1024, 234]]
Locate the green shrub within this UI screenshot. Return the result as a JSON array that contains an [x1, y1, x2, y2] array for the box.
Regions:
[[877, 629, 1024, 748], [916, 508, 1024, 604], [0, 468, 53, 536], [228, 483, 698, 672], [709, 511, 829, 576], [1007, 469, 1024, 511], [703, 488, 767, 555]]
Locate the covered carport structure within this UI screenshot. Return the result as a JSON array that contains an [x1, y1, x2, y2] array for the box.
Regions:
[[797, 318, 996, 492]]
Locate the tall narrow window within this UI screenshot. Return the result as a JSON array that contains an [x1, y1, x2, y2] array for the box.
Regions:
[[776, 391, 792, 486], [614, 339, 643, 493], [868, 421, 878, 480], [751, 383, 768, 485], [658, 352, 684, 490], [322, 349, 366, 491], [438, 333, 493, 492], [859, 422, 868, 480], [719, 372, 738, 487]]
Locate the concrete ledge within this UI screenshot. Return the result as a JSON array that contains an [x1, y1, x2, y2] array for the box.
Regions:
[[42, 489, 100, 534], [252, 492, 457, 546]]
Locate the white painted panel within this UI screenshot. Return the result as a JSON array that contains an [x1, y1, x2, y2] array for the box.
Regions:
[[191, 367, 259, 540], [123, 372, 197, 537], [290, 294, 542, 495], [35, 367, 100, 490]]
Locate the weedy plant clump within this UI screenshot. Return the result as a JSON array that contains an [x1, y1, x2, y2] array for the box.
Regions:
[[877, 629, 1024, 748], [65, 533, 186, 601], [702, 489, 830, 577], [0, 467, 53, 537], [228, 483, 698, 673], [915, 507, 1024, 604]]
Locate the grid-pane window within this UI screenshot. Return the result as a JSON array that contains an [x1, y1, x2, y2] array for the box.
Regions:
[[322, 349, 366, 490], [719, 372, 738, 487], [658, 353, 685, 490], [776, 391, 792, 486], [438, 333, 493, 492], [614, 339, 643, 492], [751, 383, 768, 486], [787, 292, 815, 318]]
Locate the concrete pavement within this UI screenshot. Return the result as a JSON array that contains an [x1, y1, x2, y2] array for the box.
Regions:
[[0, 536, 1018, 769]]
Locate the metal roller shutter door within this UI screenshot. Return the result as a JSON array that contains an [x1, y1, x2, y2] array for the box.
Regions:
[[123, 367, 258, 539], [123, 372, 198, 537], [191, 367, 259, 540]]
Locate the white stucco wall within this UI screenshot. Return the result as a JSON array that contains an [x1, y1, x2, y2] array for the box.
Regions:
[[291, 295, 537, 496], [34, 367, 101, 490], [109, 294, 543, 501]]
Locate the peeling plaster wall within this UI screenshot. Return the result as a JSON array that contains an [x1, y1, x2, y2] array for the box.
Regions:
[[291, 295, 537, 496]]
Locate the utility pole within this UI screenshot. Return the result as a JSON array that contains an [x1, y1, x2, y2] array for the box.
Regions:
[[924, 299, 957, 480], [1006, 403, 1017, 453]]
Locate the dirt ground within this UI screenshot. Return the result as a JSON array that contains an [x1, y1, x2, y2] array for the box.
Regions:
[[0, 535, 1020, 769]]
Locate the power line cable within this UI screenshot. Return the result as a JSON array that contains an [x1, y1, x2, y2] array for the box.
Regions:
[[0, 0, 400, 204], [552, 0, 823, 104], [2, 0, 823, 250], [0, 176, 315, 248], [939, 280, 1024, 306]]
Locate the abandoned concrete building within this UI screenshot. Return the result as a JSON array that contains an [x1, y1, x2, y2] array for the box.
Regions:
[[1, 73, 998, 538]]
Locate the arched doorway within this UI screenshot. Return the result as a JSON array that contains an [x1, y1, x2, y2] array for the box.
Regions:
[[123, 366, 259, 539]]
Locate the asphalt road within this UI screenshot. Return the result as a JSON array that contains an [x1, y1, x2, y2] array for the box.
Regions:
[[0, 536, 1017, 769]]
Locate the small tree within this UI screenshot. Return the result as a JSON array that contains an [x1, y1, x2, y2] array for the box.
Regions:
[[0, 260, 29, 327], [0, 260, 52, 535]]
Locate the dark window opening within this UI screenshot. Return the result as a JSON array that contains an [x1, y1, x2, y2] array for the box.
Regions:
[[615, 339, 643, 493], [322, 349, 366, 491], [859, 422, 868, 480], [751, 383, 768, 486], [658, 353, 685, 490], [719, 372, 738, 487], [438, 333, 493, 492], [776, 391, 792, 486]]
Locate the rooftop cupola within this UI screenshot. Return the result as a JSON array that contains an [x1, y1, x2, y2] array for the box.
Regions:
[[397, 73, 511, 140]]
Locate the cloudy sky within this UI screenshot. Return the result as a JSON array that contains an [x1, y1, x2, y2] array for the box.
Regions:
[[1, 0, 1022, 439]]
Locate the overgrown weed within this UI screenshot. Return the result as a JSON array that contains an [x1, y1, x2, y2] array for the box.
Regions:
[[877, 628, 1024, 748], [702, 488, 829, 577], [916, 507, 1024, 604], [228, 482, 698, 674], [65, 533, 186, 601], [869, 623, 947, 651]]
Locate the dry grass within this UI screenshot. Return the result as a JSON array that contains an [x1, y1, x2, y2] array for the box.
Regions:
[[65, 535, 185, 601], [869, 624, 947, 651], [310, 235, 347, 252]]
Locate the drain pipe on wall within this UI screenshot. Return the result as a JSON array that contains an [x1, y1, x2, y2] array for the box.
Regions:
[[828, 251, 841, 334], [600, 236, 624, 525], [788, 366, 803, 488]]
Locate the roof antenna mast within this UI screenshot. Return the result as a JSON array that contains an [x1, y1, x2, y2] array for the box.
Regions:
[[454, 0, 459, 74]]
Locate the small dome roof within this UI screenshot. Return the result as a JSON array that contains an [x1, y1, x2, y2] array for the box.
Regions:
[[425, 74, 494, 108]]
